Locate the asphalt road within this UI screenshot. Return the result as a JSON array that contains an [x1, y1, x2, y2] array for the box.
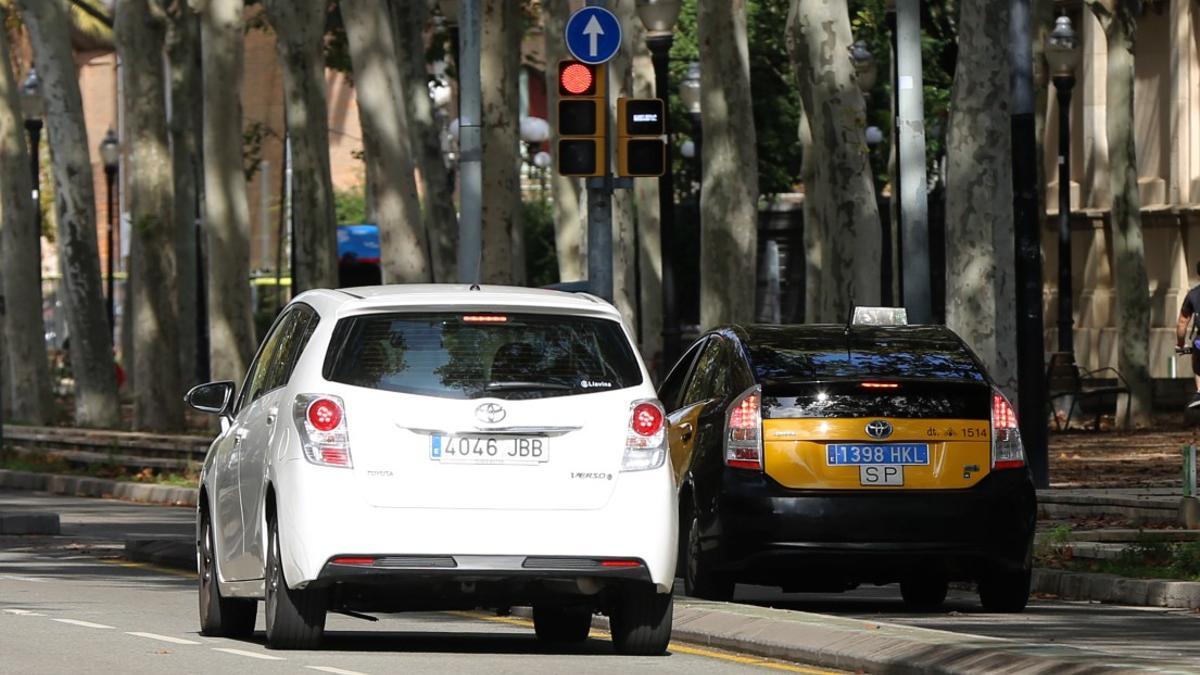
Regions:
[[4, 490, 1200, 672], [0, 491, 825, 674]]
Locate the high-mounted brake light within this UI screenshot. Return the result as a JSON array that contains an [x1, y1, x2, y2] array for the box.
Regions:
[[991, 391, 1026, 470], [861, 382, 900, 389], [725, 386, 762, 470], [294, 394, 352, 468], [622, 399, 666, 472], [462, 314, 508, 323]]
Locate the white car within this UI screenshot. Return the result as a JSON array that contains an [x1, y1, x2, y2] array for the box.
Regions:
[[185, 285, 677, 654]]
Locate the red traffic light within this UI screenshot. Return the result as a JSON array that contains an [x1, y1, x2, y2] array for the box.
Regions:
[[559, 62, 595, 96]]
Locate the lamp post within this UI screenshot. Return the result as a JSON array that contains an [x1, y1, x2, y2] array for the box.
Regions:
[[636, 0, 682, 371], [679, 61, 702, 177], [518, 115, 550, 196], [99, 129, 120, 340], [20, 68, 43, 246], [852, 41, 888, 304], [1046, 15, 1080, 358]]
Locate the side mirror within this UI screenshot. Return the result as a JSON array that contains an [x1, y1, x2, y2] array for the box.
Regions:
[[185, 381, 236, 416]]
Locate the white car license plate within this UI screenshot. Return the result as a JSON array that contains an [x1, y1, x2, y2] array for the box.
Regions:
[[860, 465, 904, 486], [430, 435, 548, 465]]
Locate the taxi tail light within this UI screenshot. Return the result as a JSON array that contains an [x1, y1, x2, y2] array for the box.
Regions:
[[294, 394, 353, 469], [622, 400, 666, 472], [991, 391, 1026, 470], [725, 386, 762, 470]]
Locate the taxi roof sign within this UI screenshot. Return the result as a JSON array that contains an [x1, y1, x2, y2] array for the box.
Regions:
[[851, 307, 909, 326]]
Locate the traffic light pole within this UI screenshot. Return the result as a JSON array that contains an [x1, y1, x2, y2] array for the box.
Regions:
[[587, 177, 614, 302]]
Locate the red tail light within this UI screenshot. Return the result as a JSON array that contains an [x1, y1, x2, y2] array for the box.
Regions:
[[725, 386, 762, 470], [307, 398, 343, 431], [331, 556, 375, 566], [294, 394, 352, 468], [600, 560, 642, 568], [631, 402, 664, 437], [991, 391, 1025, 470]]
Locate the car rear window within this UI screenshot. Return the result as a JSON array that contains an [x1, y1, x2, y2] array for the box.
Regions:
[[323, 312, 642, 400], [747, 326, 985, 383]]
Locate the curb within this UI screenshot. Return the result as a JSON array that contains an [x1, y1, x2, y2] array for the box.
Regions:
[[125, 538, 195, 572], [0, 511, 61, 535], [1032, 567, 1200, 609], [0, 469, 198, 507]]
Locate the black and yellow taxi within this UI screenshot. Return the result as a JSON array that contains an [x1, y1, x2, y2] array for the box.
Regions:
[[659, 310, 1036, 612]]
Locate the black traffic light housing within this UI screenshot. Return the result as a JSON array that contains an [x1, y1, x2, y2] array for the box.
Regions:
[[616, 98, 666, 177], [556, 60, 606, 177]]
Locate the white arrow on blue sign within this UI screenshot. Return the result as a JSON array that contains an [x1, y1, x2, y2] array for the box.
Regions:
[[564, 6, 622, 65]]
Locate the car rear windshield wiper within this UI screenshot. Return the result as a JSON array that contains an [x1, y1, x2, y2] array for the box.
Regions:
[[484, 381, 573, 392]]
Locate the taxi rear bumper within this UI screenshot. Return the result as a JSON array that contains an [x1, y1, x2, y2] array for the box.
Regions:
[[702, 468, 1036, 585]]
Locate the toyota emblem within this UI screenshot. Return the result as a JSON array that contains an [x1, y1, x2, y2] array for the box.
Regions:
[[865, 420, 893, 440], [475, 402, 506, 424]]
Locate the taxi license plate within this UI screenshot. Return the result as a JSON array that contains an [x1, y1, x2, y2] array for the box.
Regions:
[[430, 435, 548, 465]]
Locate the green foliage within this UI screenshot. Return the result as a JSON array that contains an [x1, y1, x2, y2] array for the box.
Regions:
[[335, 185, 368, 224], [748, 0, 803, 196], [523, 197, 558, 288]]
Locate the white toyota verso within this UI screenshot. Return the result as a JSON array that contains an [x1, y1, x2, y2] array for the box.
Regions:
[[186, 285, 677, 654]]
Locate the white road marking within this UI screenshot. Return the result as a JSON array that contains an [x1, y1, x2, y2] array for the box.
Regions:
[[2, 608, 44, 616], [212, 647, 285, 661], [0, 574, 48, 583], [308, 667, 369, 675], [52, 618, 115, 629], [126, 632, 202, 645]]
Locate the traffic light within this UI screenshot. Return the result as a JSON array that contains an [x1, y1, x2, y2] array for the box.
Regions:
[[616, 98, 666, 177], [556, 60, 606, 177]]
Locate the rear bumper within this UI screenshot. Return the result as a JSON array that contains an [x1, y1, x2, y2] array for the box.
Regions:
[[704, 469, 1036, 584], [274, 458, 677, 594]]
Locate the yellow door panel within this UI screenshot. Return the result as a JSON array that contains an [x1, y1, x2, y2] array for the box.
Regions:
[[763, 418, 991, 490], [667, 402, 706, 483]]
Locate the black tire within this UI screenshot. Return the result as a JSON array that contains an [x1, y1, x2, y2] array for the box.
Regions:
[[683, 512, 734, 602], [198, 509, 257, 638], [610, 585, 673, 656], [532, 605, 592, 643], [978, 568, 1031, 613], [264, 520, 327, 649], [900, 574, 948, 611]]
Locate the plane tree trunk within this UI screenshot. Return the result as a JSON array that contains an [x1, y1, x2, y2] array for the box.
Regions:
[[697, 0, 759, 328], [262, 0, 338, 294], [197, 0, 255, 382], [342, 0, 431, 283], [15, 0, 119, 428], [0, 21, 52, 424], [1087, 0, 1152, 428], [945, 0, 1018, 396], [543, 0, 586, 283], [786, 0, 880, 322], [479, 0, 521, 284]]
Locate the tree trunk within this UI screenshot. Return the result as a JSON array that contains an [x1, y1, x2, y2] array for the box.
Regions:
[[1088, 0, 1152, 428], [0, 22, 52, 425], [609, 0, 639, 332], [262, 0, 338, 295], [115, 0, 184, 431], [198, 0, 255, 383], [786, 0, 880, 322], [342, 0, 431, 284], [394, 0, 457, 283], [543, 0, 585, 283], [698, 0, 758, 328], [1032, 0, 1054, 218], [944, 0, 1018, 397], [480, 0, 520, 285], [16, 0, 119, 428], [795, 96, 822, 324], [167, 3, 202, 386]]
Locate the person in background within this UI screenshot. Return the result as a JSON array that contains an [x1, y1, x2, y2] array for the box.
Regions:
[[1175, 260, 1200, 408]]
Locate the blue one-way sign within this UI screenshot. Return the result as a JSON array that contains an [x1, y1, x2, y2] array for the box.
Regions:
[[564, 6, 622, 65]]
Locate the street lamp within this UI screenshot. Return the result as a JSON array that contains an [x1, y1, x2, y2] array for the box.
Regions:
[[1046, 15, 1080, 358], [679, 60, 702, 181], [636, 0, 683, 372], [850, 40, 877, 93], [99, 129, 120, 340], [21, 68, 43, 241]]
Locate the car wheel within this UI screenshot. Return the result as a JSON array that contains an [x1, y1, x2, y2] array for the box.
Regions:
[[978, 568, 1031, 613], [264, 519, 327, 649], [532, 605, 592, 643], [610, 584, 673, 656], [683, 512, 734, 602], [198, 509, 257, 638], [900, 574, 948, 611]]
